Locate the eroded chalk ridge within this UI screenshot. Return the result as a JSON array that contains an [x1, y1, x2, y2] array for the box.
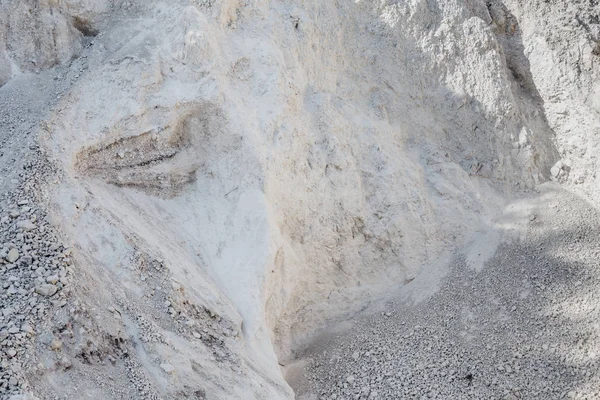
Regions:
[[75, 103, 225, 197]]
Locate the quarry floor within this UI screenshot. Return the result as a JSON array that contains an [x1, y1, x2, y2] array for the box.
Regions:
[[288, 185, 600, 400]]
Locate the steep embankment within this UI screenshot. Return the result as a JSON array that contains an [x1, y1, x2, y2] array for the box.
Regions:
[[0, 0, 597, 399]]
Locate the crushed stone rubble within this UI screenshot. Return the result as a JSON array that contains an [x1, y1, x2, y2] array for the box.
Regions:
[[300, 188, 600, 400], [0, 149, 72, 399]]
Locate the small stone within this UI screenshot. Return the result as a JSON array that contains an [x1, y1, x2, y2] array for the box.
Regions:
[[17, 220, 36, 231], [8, 327, 19, 334], [21, 324, 34, 334], [6, 249, 19, 263], [20, 255, 32, 265], [7, 349, 16, 357], [160, 363, 175, 374], [346, 375, 355, 384], [36, 284, 58, 297], [50, 338, 62, 350], [550, 160, 563, 178], [46, 275, 59, 284], [59, 356, 72, 369], [38, 332, 54, 346]]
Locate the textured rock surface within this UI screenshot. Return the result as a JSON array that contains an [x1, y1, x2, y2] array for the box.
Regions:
[[500, 0, 600, 200], [1, 1, 79, 73], [0, 48, 11, 87], [0, 0, 117, 86]]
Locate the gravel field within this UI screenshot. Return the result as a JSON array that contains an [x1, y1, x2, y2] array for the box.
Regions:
[[294, 185, 600, 400]]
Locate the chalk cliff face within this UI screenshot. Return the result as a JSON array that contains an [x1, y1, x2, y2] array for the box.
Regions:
[[498, 0, 600, 200], [1, 0, 597, 398]]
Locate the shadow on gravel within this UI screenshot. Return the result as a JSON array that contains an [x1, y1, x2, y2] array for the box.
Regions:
[[492, 192, 600, 399]]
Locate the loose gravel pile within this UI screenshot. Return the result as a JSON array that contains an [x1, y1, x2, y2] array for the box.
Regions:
[[0, 149, 72, 398], [298, 186, 600, 400]]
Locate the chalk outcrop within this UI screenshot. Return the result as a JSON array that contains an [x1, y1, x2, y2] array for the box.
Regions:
[[0, 0, 598, 398]]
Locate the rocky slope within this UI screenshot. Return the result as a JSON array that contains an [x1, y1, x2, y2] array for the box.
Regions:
[[0, 0, 598, 399]]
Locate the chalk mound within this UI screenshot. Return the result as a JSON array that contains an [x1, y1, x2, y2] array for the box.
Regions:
[[0, 0, 598, 398]]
